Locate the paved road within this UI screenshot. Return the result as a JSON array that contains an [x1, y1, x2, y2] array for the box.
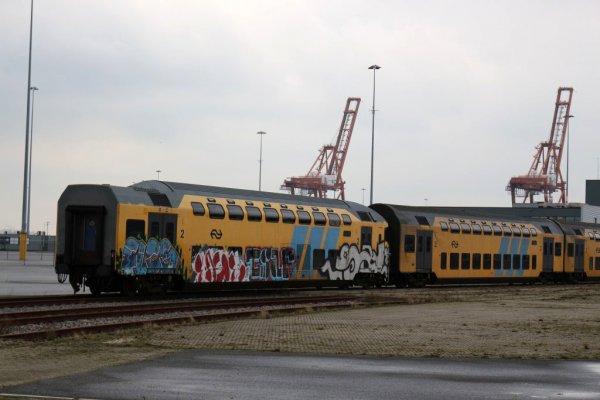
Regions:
[[0, 252, 73, 296], [3, 351, 600, 400]]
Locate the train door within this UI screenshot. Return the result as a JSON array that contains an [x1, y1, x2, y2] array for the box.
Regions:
[[543, 237, 554, 272], [416, 230, 433, 273], [575, 239, 585, 273], [148, 213, 178, 244], [66, 206, 105, 266], [360, 227, 373, 250]]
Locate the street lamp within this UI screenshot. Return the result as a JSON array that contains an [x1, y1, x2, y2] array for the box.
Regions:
[[20, 0, 35, 262], [257, 131, 266, 191], [156, 170, 161, 180], [26, 86, 38, 234], [361, 188, 366, 205], [368, 64, 381, 205]]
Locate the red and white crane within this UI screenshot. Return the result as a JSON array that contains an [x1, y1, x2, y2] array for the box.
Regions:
[[281, 97, 361, 200], [507, 87, 574, 204]]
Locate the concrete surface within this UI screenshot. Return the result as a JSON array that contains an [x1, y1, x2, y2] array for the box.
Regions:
[[0, 251, 73, 296], [2, 350, 600, 400]]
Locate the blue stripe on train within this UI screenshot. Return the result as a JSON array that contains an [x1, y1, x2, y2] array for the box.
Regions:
[[291, 226, 309, 277], [510, 237, 523, 276], [301, 227, 325, 278], [323, 228, 340, 256]]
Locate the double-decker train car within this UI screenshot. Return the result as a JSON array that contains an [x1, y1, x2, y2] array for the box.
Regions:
[[370, 204, 600, 286], [55, 181, 389, 294]]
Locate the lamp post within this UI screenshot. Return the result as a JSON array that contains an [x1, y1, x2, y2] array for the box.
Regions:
[[156, 170, 161, 180], [361, 188, 366, 205], [566, 114, 574, 203], [20, 0, 35, 262], [368, 64, 381, 205], [257, 131, 266, 191], [26, 86, 38, 235]]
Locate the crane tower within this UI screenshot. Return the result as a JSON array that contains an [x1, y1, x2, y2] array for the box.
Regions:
[[507, 87, 574, 204], [281, 97, 361, 200]]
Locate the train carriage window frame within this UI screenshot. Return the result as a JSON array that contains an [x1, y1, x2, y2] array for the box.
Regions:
[[532, 255, 537, 270], [404, 235, 415, 253], [341, 214, 352, 226], [245, 206, 262, 222], [460, 223, 471, 234], [207, 203, 225, 219], [596, 257, 600, 270], [264, 207, 280, 223], [522, 227, 531, 237], [530, 228, 538, 237], [191, 202, 206, 216], [567, 243, 575, 257], [125, 219, 145, 238], [493, 254, 501, 269], [522, 255, 530, 270], [461, 253, 470, 270], [595, 233, 600, 241], [281, 209, 296, 224], [555, 242, 562, 256], [483, 254, 492, 269], [449, 222, 460, 233], [472, 224, 482, 235], [227, 205, 244, 221], [312, 212, 326, 226], [472, 253, 482, 269], [440, 252, 447, 269], [440, 222, 449, 231], [541, 225, 552, 234], [482, 225, 492, 236], [588, 232, 595, 240], [590, 257, 594, 271], [502, 226, 512, 236], [297, 210, 311, 225], [512, 254, 521, 269], [328, 213, 341, 227], [503, 254, 512, 269], [512, 227, 522, 236], [450, 253, 459, 269], [492, 226, 502, 236]]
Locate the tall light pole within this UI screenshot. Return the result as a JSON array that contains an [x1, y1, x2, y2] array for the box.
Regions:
[[257, 131, 266, 191], [20, 0, 35, 262], [566, 114, 574, 203], [26, 86, 38, 235], [368, 64, 381, 205], [361, 188, 366, 205], [156, 170, 161, 180]]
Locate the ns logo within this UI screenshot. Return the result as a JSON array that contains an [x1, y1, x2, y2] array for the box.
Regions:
[[210, 229, 223, 240]]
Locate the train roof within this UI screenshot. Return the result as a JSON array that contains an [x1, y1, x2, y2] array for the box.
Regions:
[[59, 181, 385, 222], [370, 204, 564, 233]]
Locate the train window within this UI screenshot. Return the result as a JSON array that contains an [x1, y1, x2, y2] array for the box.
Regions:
[[227, 205, 244, 221], [313, 249, 326, 269], [191, 202, 206, 216], [596, 257, 600, 270], [327, 249, 339, 266], [449, 223, 460, 233], [416, 216, 429, 226], [226, 199, 236, 205], [358, 211, 373, 222], [532, 255, 537, 270], [522, 228, 530, 237], [281, 209, 296, 224], [472, 253, 481, 269], [207, 198, 216, 203], [574, 228, 583, 236], [440, 253, 447, 269], [461, 253, 470, 270], [440, 222, 449, 231], [503, 254, 511, 269], [296, 205, 304, 210], [492, 226, 502, 236], [246, 206, 262, 222], [460, 223, 471, 234], [502, 226, 512, 236], [297, 210, 311, 225], [342, 214, 352, 225], [246, 201, 254, 206], [555, 243, 562, 256], [472, 224, 482, 235], [530, 228, 538, 237], [404, 235, 415, 253], [264, 203, 272, 207], [264, 208, 280, 223], [590, 257, 594, 270], [589, 233, 595, 240], [313, 212, 326, 226], [513, 254, 521, 269], [483, 254, 492, 269], [541, 225, 552, 234], [343, 230, 351, 237], [567, 243, 574, 257], [126, 219, 145, 238], [280, 204, 288, 209], [512, 227, 521, 236], [483, 225, 492, 236], [165, 222, 175, 243], [493, 254, 501, 269], [149, 221, 160, 238], [208, 204, 225, 219], [522, 255, 530, 270], [450, 253, 459, 269], [595, 233, 600, 241], [328, 213, 341, 227]]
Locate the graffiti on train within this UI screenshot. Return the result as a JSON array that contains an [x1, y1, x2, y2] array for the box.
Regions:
[[121, 237, 180, 275], [190, 246, 297, 283], [319, 242, 389, 280]]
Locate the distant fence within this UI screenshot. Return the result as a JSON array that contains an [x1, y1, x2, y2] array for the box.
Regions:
[[0, 234, 55, 252]]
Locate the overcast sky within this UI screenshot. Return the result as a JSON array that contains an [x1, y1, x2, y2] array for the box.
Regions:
[[1, 0, 599, 234]]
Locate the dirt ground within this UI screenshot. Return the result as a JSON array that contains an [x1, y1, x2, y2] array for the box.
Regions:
[[1, 284, 599, 388]]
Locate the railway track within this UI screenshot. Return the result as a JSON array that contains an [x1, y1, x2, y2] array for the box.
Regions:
[[0, 294, 398, 340]]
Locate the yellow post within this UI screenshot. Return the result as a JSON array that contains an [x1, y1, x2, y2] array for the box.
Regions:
[[19, 232, 27, 261]]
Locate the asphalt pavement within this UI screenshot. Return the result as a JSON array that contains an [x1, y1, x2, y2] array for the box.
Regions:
[[0, 251, 73, 296], [2, 350, 600, 400]]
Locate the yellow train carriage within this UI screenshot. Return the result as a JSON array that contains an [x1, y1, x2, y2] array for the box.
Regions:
[[370, 204, 566, 286], [57, 181, 388, 294], [559, 222, 600, 280]]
